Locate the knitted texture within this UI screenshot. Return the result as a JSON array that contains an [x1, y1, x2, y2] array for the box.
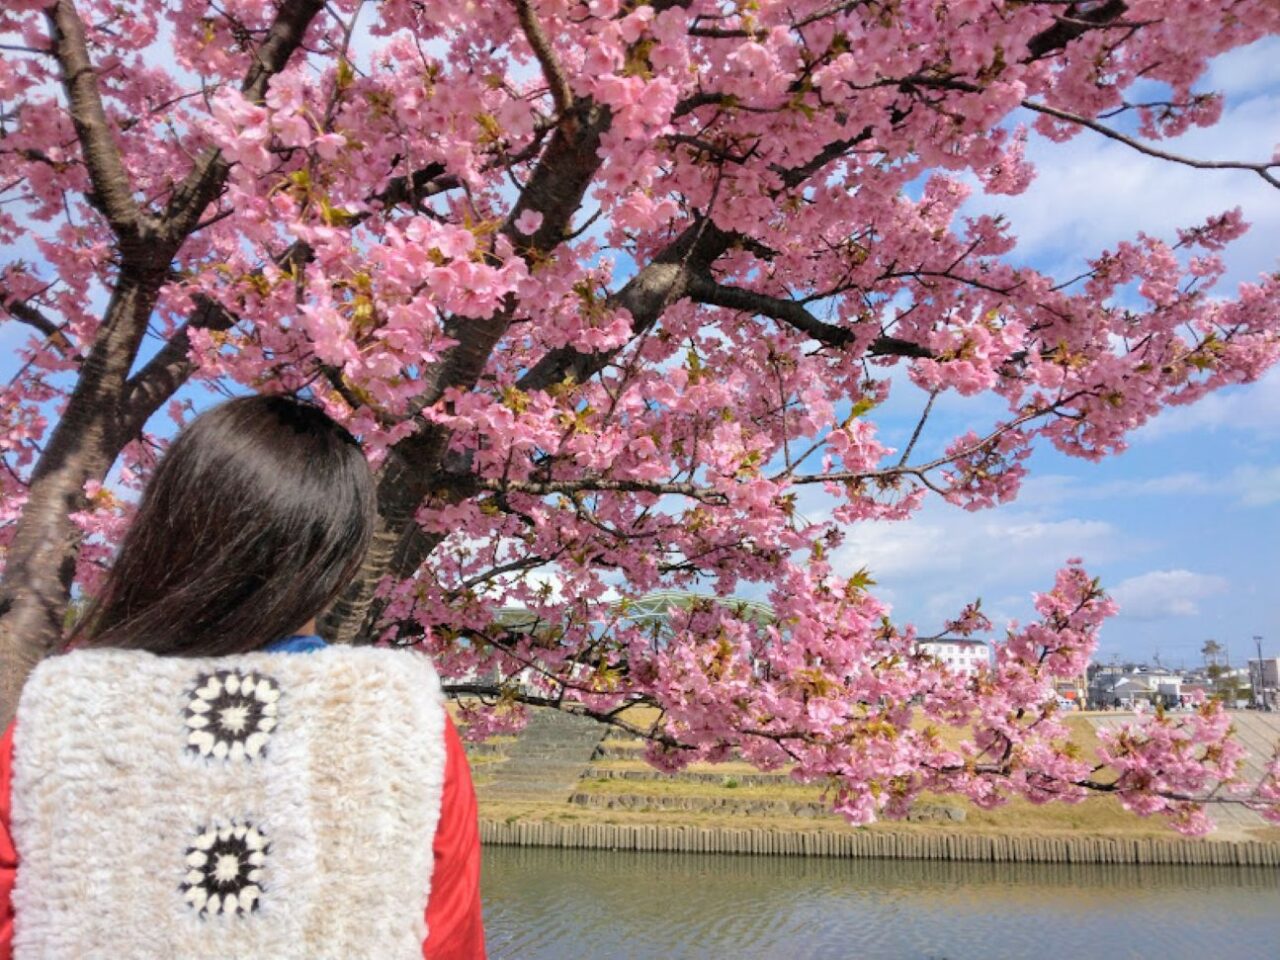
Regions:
[[10, 646, 447, 960]]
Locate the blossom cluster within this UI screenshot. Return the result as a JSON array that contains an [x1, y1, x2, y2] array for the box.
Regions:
[[2, 0, 1279, 831]]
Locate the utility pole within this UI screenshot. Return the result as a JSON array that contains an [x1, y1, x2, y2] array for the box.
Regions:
[[1254, 635, 1266, 710]]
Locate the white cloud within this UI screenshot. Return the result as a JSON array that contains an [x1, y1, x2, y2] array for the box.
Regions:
[[825, 497, 1124, 629], [963, 67, 1280, 289], [1137, 367, 1280, 440], [1206, 36, 1280, 99], [1109, 569, 1229, 620], [1021, 462, 1280, 510], [1232, 464, 1280, 507], [1123, 473, 1214, 496], [1019, 471, 1211, 507]]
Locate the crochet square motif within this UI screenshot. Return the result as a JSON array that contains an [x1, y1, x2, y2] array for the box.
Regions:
[[182, 821, 269, 918], [184, 670, 280, 761]]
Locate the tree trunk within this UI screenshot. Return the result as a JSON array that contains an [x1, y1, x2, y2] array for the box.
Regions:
[[320, 319, 506, 644], [0, 272, 162, 724]]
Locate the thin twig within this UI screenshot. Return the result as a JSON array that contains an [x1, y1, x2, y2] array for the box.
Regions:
[[1021, 98, 1280, 189], [897, 390, 938, 467]]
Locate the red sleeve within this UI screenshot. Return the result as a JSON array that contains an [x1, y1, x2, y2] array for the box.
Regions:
[[1, 721, 17, 960], [422, 714, 485, 960]]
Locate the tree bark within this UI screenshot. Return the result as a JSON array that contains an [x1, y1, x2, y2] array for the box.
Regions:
[[0, 272, 164, 723]]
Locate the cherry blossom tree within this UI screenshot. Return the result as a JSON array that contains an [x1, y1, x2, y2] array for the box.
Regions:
[[2, 0, 1279, 833]]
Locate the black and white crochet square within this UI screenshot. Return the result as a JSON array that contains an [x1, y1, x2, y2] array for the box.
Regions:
[[185, 670, 279, 761], [182, 822, 269, 918]]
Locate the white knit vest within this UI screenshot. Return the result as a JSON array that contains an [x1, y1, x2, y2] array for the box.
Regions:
[[10, 646, 448, 960]]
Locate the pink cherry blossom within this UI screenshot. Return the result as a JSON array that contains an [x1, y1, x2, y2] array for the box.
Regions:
[[1, 0, 1279, 833]]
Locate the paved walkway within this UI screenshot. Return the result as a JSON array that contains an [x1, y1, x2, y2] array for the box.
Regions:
[[478, 708, 608, 803], [1088, 711, 1280, 830]]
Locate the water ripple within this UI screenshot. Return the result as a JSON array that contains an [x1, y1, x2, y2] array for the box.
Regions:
[[481, 847, 1280, 960]]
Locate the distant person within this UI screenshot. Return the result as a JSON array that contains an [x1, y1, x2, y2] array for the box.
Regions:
[[0, 395, 485, 959]]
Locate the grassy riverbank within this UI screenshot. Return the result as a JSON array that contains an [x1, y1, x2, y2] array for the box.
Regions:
[[465, 707, 1280, 852]]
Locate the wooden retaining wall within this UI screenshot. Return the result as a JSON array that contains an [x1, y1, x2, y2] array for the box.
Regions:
[[480, 819, 1280, 866]]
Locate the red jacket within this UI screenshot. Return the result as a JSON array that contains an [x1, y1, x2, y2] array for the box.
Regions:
[[0, 715, 485, 960]]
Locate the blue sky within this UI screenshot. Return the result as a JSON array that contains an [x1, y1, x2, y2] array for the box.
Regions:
[[2, 33, 1277, 668]]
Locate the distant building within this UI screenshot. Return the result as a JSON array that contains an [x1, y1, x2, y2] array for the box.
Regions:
[[1110, 677, 1153, 707], [916, 638, 991, 677], [1054, 677, 1086, 710], [1088, 669, 1184, 709]]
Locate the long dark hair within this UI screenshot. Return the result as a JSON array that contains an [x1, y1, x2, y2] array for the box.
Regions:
[[73, 394, 376, 656]]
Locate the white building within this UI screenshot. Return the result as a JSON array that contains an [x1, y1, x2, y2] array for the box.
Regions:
[[917, 638, 991, 677], [1109, 677, 1153, 707]]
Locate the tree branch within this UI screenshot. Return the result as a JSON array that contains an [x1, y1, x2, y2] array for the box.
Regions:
[[477, 476, 731, 503], [160, 0, 327, 240], [373, 161, 460, 212], [908, 67, 1280, 189], [513, 0, 574, 117], [0, 289, 73, 355], [442, 684, 688, 748], [897, 390, 938, 467], [116, 295, 236, 444], [1025, 1, 1128, 60], [45, 0, 146, 242], [516, 220, 736, 392], [688, 2, 869, 40], [785, 396, 1081, 487], [687, 275, 931, 358]]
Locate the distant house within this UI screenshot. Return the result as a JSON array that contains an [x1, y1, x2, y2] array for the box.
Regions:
[[916, 638, 991, 678], [1110, 677, 1154, 706]]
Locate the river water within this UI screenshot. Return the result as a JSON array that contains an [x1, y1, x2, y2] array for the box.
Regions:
[[481, 845, 1280, 960]]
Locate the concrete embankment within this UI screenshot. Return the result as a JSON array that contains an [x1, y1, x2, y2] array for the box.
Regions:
[[480, 819, 1280, 866]]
